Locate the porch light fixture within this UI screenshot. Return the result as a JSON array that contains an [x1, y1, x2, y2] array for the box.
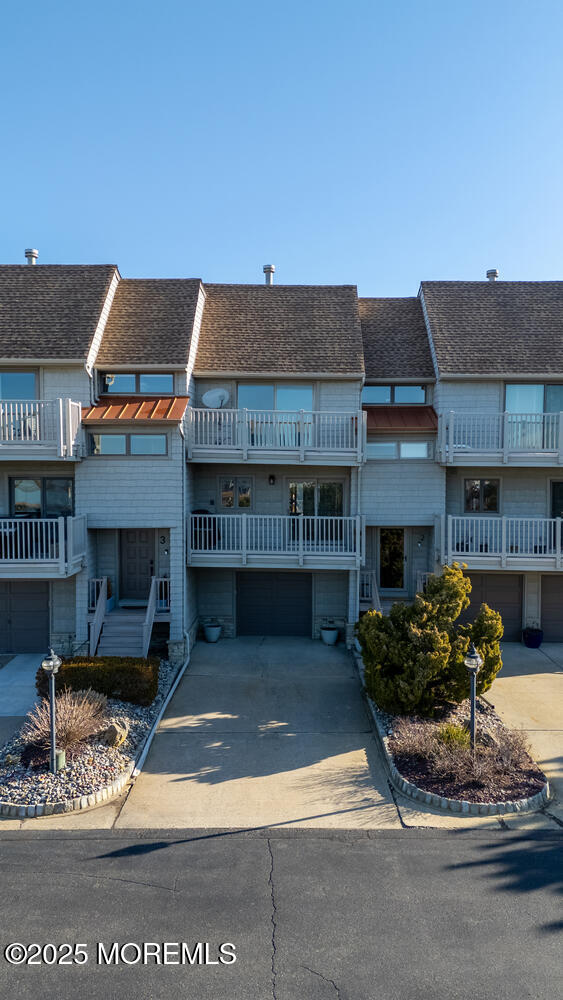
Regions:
[[41, 648, 64, 774], [464, 642, 483, 752], [268, 474, 276, 486]]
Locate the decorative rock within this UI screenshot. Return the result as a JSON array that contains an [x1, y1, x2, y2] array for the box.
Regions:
[[99, 722, 129, 748]]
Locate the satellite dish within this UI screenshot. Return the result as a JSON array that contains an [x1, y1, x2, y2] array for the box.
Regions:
[[202, 388, 230, 409]]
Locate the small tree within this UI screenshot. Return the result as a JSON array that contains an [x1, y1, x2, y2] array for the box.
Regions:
[[356, 564, 503, 716]]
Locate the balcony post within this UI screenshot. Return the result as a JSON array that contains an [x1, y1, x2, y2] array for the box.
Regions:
[[557, 518, 562, 569], [503, 412, 509, 463], [58, 516, 66, 575], [298, 516, 304, 566], [447, 515, 452, 563], [299, 410, 305, 462], [447, 412, 454, 464], [501, 517, 507, 567], [242, 409, 248, 460], [241, 515, 247, 566], [558, 412, 563, 465], [186, 409, 193, 459], [57, 399, 65, 457]]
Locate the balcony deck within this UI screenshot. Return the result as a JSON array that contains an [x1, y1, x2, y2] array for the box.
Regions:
[[186, 408, 366, 465], [0, 516, 87, 577], [446, 515, 563, 571], [188, 514, 364, 569], [438, 411, 563, 466], [0, 399, 82, 460]]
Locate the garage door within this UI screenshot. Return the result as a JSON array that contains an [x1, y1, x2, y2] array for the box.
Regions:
[[461, 574, 523, 641], [0, 581, 49, 652], [541, 576, 563, 641], [236, 572, 312, 636]]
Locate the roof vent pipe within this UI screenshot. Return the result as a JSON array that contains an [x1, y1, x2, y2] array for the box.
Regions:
[[486, 268, 498, 282], [25, 248, 38, 265], [263, 264, 275, 285]]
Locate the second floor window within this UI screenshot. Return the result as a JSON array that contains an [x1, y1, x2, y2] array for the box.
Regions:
[[505, 383, 563, 413], [362, 385, 426, 405], [0, 371, 37, 399], [220, 477, 252, 509], [464, 478, 499, 513], [89, 433, 168, 455], [103, 373, 174, 394], [10, 477, 73, 517]]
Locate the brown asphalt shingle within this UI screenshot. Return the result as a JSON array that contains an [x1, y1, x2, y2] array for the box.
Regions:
[[0, 265, 117, 360], [96, 278, 202, 367], [421, 281, 563, 376], [195, 284, 364, 375], [359, 298, 435, 380]]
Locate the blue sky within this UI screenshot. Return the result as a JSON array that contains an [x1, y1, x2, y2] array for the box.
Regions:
[[1, 1, 562, 295]]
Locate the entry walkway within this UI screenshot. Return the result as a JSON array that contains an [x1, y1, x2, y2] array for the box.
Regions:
[[117, 637, 400, 829], [0, 653, 41, 746]]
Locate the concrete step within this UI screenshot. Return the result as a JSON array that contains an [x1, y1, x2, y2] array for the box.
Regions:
[[97, 642, 144, 656]]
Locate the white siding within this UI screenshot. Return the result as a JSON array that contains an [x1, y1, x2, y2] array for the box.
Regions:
[[361, 460, 445, 525], [446, 467, 553, 517], [313, 570, 348, 635], [318, 380, 361, 411], [434, 380, 503, 415], [193, 464, 350, 516], [41, 366, 92, 404]]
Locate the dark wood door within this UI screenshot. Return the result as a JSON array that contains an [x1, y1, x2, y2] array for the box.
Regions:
[[120, 529, 154, 600]]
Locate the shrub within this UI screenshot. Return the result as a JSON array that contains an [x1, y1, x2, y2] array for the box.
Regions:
[[21, 688, 108, 752], [436, 722, 471, 749], [356, 563, 503, 716], [36, 656, 159, 706]]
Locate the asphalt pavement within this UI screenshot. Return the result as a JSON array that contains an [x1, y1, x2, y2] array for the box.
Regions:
[[0, 827, 560, 1000]]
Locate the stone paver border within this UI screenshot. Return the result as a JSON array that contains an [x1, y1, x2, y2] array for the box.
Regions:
[[0, 761, 134, 818], [353, 648, 551, 816]]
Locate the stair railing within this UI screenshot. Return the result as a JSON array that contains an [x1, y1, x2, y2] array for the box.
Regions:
[[89, 576, 107, 656], [142, 576, 158, 658]]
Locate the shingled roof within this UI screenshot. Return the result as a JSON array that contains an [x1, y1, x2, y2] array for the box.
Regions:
[[0, 265, 117, 361], [359, 297, 435, 380], [96, 278, 202, 367], [195, 284, 364, 375], [421, 281, 563, 376]]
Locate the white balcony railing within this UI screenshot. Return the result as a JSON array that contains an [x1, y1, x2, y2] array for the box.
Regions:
[[0, 399, 82, 457], [0, 515, 87, 575], [186, 408, 365, 462], [189, 513, 363, 567], [439, 411, 563, 464], [447, 515, 563, 568]]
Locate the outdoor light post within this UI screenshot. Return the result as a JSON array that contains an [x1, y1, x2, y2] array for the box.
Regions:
[[464, 642, 483, 752], [41, 648, 62, 774]]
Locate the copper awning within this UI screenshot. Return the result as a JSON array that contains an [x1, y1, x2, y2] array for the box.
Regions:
[[364, 405, 437, 433], [82, 395, 189, 424]]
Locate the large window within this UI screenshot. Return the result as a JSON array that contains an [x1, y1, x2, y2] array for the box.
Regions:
[[89, 433, 167, 455], [362, 385, 426, 405], [10, 478, 73, 517], [366, 440, 432, 459], [237, 383, 314, 411], [464, 479, 499, 513], [0, 371, 37, 400], [505, 383, 563, 413], [220, 477, 252, 509], [103, 373, 174, 394]]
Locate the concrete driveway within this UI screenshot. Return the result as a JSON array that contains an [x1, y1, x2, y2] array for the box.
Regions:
[[117, 637, 399, 830], [491, 642, 563, 819]]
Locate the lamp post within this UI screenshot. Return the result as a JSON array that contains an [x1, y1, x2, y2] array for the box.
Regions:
[[464, 642, 483, 752], [41, 648, 62, 774]]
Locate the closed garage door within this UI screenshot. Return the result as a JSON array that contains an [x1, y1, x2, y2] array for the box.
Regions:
[[0, 581, 49, 652], [236, 572, 312, 636], [541, 576, 563, 641], [461, 574, 523, 641]]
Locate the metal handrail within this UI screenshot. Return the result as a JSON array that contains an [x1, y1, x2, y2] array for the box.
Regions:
[[89, 576, 107, 656]]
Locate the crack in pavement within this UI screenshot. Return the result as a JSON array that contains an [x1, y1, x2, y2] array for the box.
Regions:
[[302, 964, 343, 998], [267, 838, 278, 999]]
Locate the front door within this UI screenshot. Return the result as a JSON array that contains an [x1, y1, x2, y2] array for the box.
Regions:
[[379, 527, 406, 591], [551, 482, 563, 518], [120, 529, 154, 601]]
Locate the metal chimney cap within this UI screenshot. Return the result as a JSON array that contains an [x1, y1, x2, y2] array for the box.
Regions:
[[486, 268, 499, 282], [25, 248, 39, 265], [263, 264, 275, 285]]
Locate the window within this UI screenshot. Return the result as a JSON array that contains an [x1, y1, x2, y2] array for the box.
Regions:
[[505, 383, 563, 413], [464, 479, 499, 513], [362, 385, 426, 405], [0, 371, 37, 400], [220, 477, 252, 509], [10, 478, 73, 517], [237, 383, 314, 411], [366, 440, 432, 459], [103, 373, 174, 394], [89, 433, 167, 456]]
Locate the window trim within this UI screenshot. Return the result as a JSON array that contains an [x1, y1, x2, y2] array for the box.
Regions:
[[362, 384, 427, 405], [100, 372, 175, 395], [217, 475, 255, 511], [462, 477, 501, 515], [89, 432, 169, 457], [9, 476, 74, 517]]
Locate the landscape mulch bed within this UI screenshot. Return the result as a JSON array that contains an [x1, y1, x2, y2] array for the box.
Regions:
[[385, 698, 547, 804]]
